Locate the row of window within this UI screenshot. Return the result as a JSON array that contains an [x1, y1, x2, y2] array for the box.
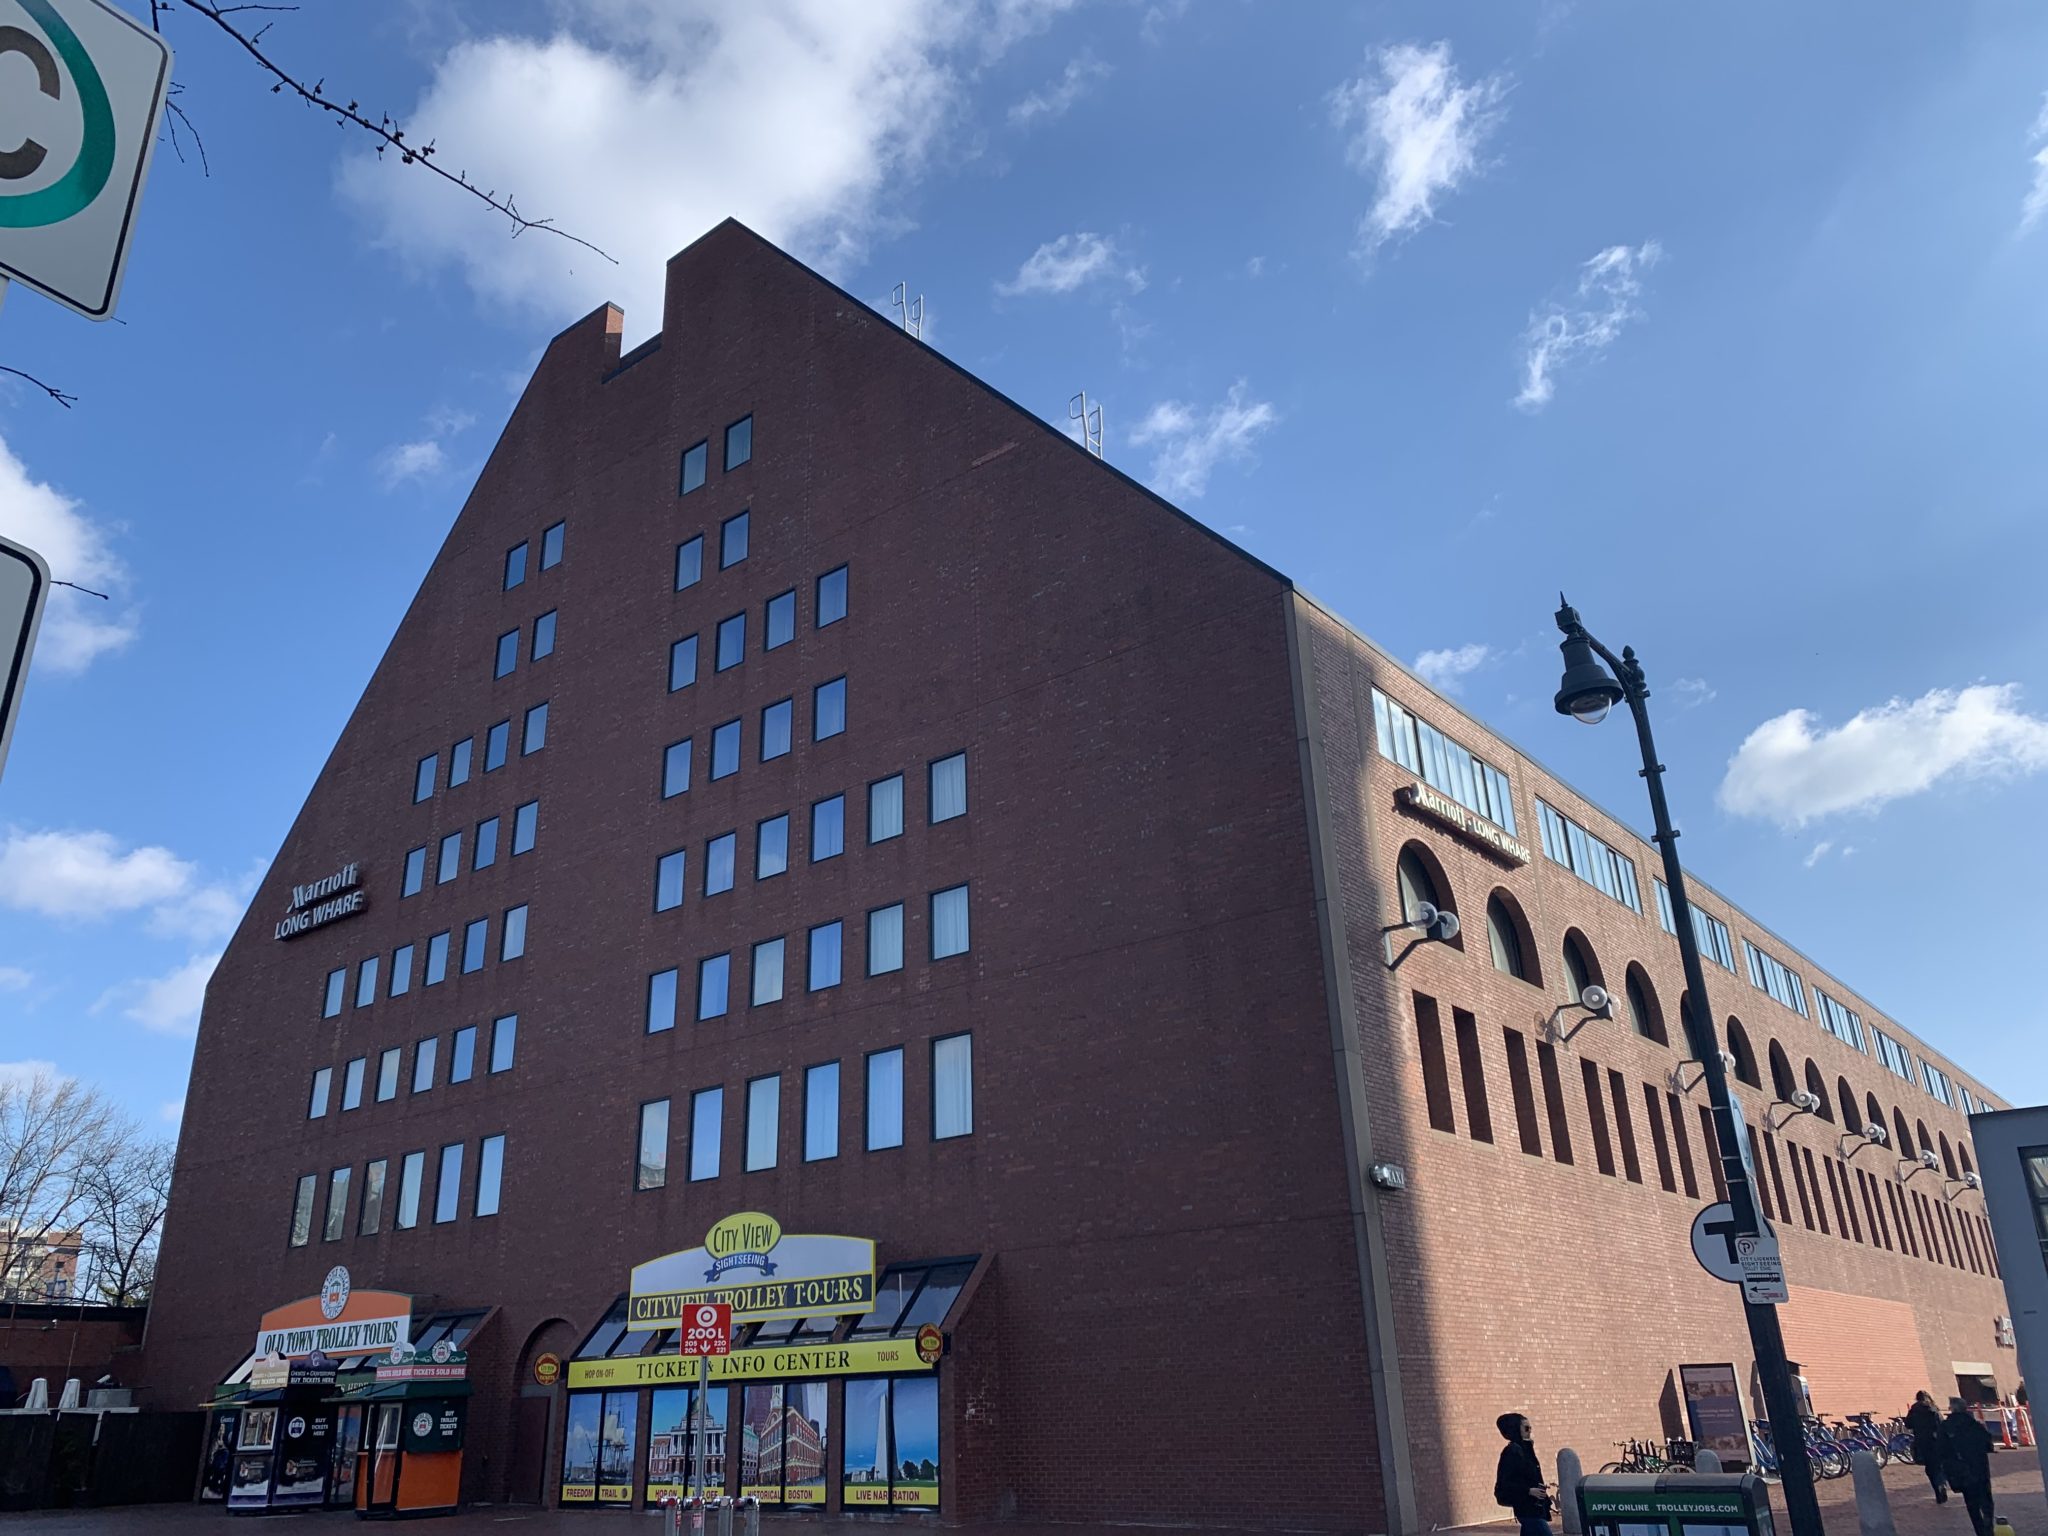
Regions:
[[503, 522, 566, 591], [669, 565, 849, 680], [1654, 881, 1736, 971], [288, 1134, 506, 1246], [646, 885, 970, 1027], [665, 678, 845, 775], [634, 1034, 972, 1189], [495, 609, 557, 680], [403, 802, 539, 897], [1372, 689, 1518, 836], [413, 703, 550, 804], [1743, 939, 1809, 1018], [1536, 800, 1642, 913], [1815, 989, 1864, 1052], [308, 1015, 516, 1118], [679, 415, 753, 496], [320, 905, 530, 1016]]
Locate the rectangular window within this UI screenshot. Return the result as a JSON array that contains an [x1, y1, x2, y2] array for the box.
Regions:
[[933, 1034, 973, 1140], [690, 1088, 722, 1181], [746, 1075, 780, 1171], [485, 719, 510, 771], [699, 953, 731, 1019], [711, 719, 741, 779], [1815, 990, 1865, 1051], [391, 944, 414, 997], [1654, 881, 1737, 970], [931, 884, 970, 959], [817, 565, 848, 627], [648, 968, 678, 1033], [869, 774, 904, 842], [541, 520, 564, 569], [412, 1036, 437, 1093], [668, 635, 699, 691], [680, 440, 708, 494], [1643, 1084, 1676, 1192], [414, 752, 438, 804], [475, 816, 500, 870], [324, 967, 346, 1018], [509, 801, 537, 856], [811, 794, 845, 861], [1742, 939, 1810, 1017], [397, 1151, 425, 1229], [637, 1099, 670, 1190], [725, 414, 753, 470], [355, 955, 379, 1008], [756, 815, 789, 880], [532, 609, 557, 661], [1415, 993, 1455, 1134], [495, 629, 519, 679], [491, 1014, 517, 1073], [376, 1047, 401, 1102], [425, 931, 450, 985], [523, 702, 548, 754], [656, 849, 688, 911], [342, 1057, 365, 1112], [868, 903, 904, 976], [1370, 688, 1519, 835], [761, 699, 793, 760], [751, 937, 785, 1006], [1581, 1058, 1616, 1176], [866, 1049, 904, 1150], [663, 739, 693, 798], [360, 1160, 387, 1236], [435, 1143, 463, 1224], [449, 737, 473, 787], [504, 541, 529, 590], [451, 1026, 477, 1083], [308, 1067, 332, 1119], [805, 1063, 839, 1161], [813, 676, 847, 740], [809, 921, 843, 991], [476, 1135, 504, 1218], [1502, 1029, 1542, 1156], [1873, 1028, 1915, 1080], [705, 832, 736, 894], [324, 1167, 351, 1241], [765, 590, 795, 650], [289, 1174, 316, 1247], [1921, 1060, 1954, 1106], [1536, 800, 1641, 912], [463, 917, 488, 973], [721, 511, 749, 568], [675, 534, 703, 590], [716, 612, 746, 671], [502, 904, 527, 960], [438, 831, 462, 884], [1452, 1008, 1493, 1145], [402, 846, 426, 897], [929, 752, 967, 822]]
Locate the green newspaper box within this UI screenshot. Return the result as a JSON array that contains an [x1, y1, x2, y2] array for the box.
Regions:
[[1578, 1473, 1777, 1536]]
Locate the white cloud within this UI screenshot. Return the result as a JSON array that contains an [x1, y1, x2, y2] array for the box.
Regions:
[[1330, 41, 1506, 257], [1514, 241, 1662, 412], [0, 828, 249, 941], [99, 952, 220, 1038], [377, 407, 475, 490], [1129, 382, 1278, 500], [1245, 255, 1265, 278], [1717, 683, 2048, 828], [996, 232, 1144, 297], [0, 1060, 60, 1090], [2022, 94, 2048, 233], [1413, 643, 1495, 693], [1009, 52, 1110, 126], [1668, 676, 1716, 709], [0, 433, 137, 673], [0, 966, 30, 991], [1802, 841, 1833, 868], [338, 1, 1051, 337]]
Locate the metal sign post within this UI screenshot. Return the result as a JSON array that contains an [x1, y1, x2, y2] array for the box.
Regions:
[[678, 1301, 730, 1525]]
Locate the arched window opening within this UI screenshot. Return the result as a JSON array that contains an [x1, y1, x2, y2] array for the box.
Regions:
[[1958, 1144, 1975, 1178], [1486, 894, 1531, 982], [1725, 1017, 1760, 1089], [1916, 1120, 1934, 1157], [1865, 1092, 1884, 1136], [1938, 1133, 1958, 1181], [1892, 1109, 1913, 1160], [1838, 1080, 1863, 1134], [1561, 929, 1603, 1001], [1624, 966, 1667, 1046], [1768, 1040, 1796, 1103], [1397, 847, 1442, 925], [1802, 1061, 1833, 1122]]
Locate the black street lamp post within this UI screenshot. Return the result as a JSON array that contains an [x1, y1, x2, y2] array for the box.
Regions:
[[1552, 596, 1825, 1536]]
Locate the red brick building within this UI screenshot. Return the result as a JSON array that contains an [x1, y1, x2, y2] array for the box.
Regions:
[[140, 221, 2016, 1530]]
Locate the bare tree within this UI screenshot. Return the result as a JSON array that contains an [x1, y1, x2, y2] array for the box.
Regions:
[[0, 1072, 119, 1298], [77, 1138, 174, 1307]]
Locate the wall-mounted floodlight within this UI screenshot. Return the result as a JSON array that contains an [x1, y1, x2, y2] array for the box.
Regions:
[[1941, 1171, 1982, 1203], [1770, 1088, 1821, 1131], [1541, 984, 1613, 1046], [1898, 1148, 1940, 1184], [1838, 1122, 1888, 1162], [1381, 901, 1460, 969], [1671, 1050, 1739, 1096]]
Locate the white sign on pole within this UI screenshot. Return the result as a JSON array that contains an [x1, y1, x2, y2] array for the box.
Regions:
[[1691, 1202, 1790, 1305], [1736, 1232, 1789, 1306], [1690, 1201, 1745, 1284], [0, 533, 49, 785], [0, 0, 172, 319]]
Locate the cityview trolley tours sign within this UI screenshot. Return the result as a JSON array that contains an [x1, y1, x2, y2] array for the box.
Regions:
[[624, 1211, 876, 1328]]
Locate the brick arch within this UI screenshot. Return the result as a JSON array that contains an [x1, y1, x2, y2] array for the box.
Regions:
[[1623, 963, 1667, 1046], [1865, 1091, 1884, 1136], [1724, 1014, 1760, 1088], [1938, 1132, 1958, 1181], [1767, 1038, 1797, 1103], [1892, 1108, 1914, 1159], [1802, 1060, 1834, 1122], [1838, 1078, 1863, 1133], [1395, 840, 1463, 950], [1561, 926, 1604, 995], [1484, 888, 1540, 984]]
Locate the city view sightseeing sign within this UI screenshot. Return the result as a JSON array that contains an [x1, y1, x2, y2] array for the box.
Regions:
[[254, 1267, 411, 1359], [627, 1211, 875, 1329]]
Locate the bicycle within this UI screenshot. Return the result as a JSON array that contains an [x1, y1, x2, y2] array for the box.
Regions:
[[1600, 1437, 1679, 1475]]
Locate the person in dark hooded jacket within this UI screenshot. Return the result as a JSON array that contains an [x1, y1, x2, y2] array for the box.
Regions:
[[1905, 1392, 1946, 1502], [1494, 1413, 1554, 1536], [1941, 1399, 1996, 1536]]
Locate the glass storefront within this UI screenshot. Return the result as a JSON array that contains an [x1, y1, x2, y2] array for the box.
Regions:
[[842, 1376, 940, 1508], [645, 1384, 728, 1502], [561, 1391, 639, 1505]]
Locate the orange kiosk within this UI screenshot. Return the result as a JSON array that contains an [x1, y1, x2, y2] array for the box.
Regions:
[[340, 1345, 470, 1518]]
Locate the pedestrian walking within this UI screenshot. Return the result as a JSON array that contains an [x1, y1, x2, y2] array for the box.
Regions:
[[1494, 1413, 1555, 1536], [1943, 1398, 1997, 1536], [1906, 1392, 1948, 1504]]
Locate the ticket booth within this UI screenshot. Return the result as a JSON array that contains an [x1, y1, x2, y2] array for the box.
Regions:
[[217, 1357, 342, 1513], [342, 1349, 471, 1519]]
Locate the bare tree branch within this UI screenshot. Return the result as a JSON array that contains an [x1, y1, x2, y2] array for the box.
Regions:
[[0, 365, 77, 409], [169, 0, 616, 265], [161, 84, 210, 176], [51, 580, 110, 600]]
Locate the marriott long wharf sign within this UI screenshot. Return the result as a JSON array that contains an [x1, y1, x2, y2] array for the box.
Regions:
[[274, 862, 366, 941]]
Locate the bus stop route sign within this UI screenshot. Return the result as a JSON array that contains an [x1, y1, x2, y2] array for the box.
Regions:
[[0, 533, 48, 785], [679, 1303, 730, 1357], [0, 0, 173, 319]]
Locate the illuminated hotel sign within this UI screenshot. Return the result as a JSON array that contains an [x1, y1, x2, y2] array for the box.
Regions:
[[627, 1210, 875, 1328], [1397, 783, 1531, 865], [273, 862, 364, 940]]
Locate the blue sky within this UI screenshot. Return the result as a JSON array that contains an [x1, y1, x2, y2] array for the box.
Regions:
[[3, 0, 2047, 1131]]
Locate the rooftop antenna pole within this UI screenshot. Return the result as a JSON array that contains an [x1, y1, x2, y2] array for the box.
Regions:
[[1068, 392, 1104, 459], [891, 282, 925, 341]]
